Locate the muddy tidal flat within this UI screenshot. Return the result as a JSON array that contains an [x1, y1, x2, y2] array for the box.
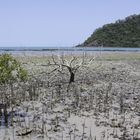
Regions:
[[0, 52, 140, 140]]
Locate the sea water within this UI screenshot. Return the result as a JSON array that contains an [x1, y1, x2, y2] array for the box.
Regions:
[[0, 47, 140, 56]]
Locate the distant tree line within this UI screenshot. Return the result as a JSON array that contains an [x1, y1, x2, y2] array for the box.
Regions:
[[78, 14, 140, 47]]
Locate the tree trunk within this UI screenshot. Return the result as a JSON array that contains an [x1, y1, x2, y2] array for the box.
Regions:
[[10, 83, 14, 126], [4, 104, 8, 126], [69, 72, 75, 83]]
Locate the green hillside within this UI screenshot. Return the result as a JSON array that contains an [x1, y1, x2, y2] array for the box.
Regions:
[[79, 14, 140, 47]]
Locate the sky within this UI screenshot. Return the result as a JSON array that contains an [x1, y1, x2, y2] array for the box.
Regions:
[[0, 0, 140, 47]]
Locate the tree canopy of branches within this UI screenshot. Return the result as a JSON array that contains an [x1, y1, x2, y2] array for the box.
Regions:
[[41, 54, 94, 84]]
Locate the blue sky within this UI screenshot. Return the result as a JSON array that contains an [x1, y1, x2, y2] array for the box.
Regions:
[[0, 0, 140, 47]]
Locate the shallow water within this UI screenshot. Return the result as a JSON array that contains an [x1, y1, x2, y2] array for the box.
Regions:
[[0, 47, 140, 57], [0, 46, 140, 51]]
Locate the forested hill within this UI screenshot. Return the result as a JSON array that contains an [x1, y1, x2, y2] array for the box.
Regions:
[[78, 14, 140, 47]]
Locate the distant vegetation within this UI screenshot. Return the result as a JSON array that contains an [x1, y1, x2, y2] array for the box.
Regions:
[[78, 14, 140, 47]]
